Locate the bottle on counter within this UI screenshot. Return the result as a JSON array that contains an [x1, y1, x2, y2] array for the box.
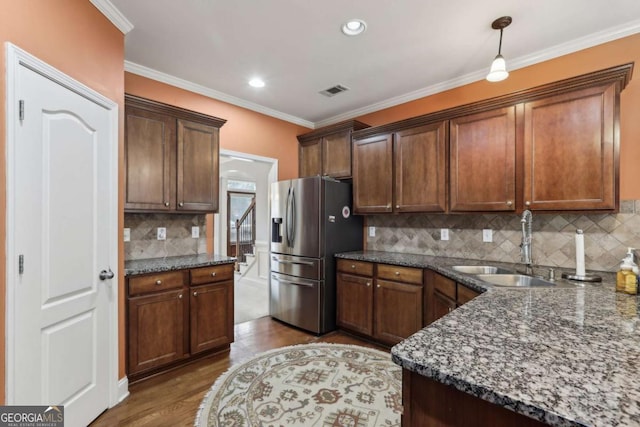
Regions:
[[616, 248, 638, 295]]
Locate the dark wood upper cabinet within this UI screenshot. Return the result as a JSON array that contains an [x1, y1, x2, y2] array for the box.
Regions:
[[177, 119, 219, 212], [124, 106, 175, 211], [297, 120, 369, 179], [523, 83, 617, 210], [394, 122, 448, 213], [450, 107, 516, 212], [352, 133, 394, 213], [124, 94, 226, 213]]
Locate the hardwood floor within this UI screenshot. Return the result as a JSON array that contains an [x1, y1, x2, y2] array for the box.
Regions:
[[91, 316, 387, 426]]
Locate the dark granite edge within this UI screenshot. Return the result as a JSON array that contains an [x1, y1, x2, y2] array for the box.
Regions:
[[390, 351, 585, 427], [125, 254, 236, 276]]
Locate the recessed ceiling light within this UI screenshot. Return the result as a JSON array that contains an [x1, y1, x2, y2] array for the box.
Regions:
[[248, 78, 265, 88], [341, 19, 367, 36]]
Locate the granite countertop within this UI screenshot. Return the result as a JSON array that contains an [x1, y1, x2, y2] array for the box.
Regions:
[[125, 253, 236, 276], [336, 250, 639, 427]]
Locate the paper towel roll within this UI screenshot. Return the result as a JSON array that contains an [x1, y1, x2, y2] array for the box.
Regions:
[[575, 230, 586, 276]]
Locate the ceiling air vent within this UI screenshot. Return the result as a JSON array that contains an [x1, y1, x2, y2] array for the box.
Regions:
[[319, 84, 350, 97]]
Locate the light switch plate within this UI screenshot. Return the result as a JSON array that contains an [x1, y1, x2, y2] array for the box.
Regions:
[[123, 228, 130, 242], [157, 227, 166, 240], [369, 226, 376, 237], [192, 226, 200, 238], [483, 229, 493, 243], [440, 228, 449, 241]]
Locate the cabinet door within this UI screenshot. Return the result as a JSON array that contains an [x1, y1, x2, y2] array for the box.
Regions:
[[336, 272, 374, 336], [299, 138, 322, 177], [124, 106, 175, 211], [177, 119, 219, 212], [128, 289, 185, 375], [394, 122, 447, 212], [190, 281, 234, 354], [450, 107, 516, 211], [322, 130, 352, 178], [352, 134, 393, 213], [430, 291, 457, 324], [374, 279, 423, 345], [523, 83, 617, 210]]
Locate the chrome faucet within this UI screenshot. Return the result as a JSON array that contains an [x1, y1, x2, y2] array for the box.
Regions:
[[520, 210, 533, 275]]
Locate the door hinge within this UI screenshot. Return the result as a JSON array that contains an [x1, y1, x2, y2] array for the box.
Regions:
[[18, 255, 24, 275], [19, 100, 24, 121]]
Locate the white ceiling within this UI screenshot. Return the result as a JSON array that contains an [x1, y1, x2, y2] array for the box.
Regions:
[[110, 0, 640, 128]]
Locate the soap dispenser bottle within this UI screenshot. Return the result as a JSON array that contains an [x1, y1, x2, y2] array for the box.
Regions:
[[617, 248, 638, 295]]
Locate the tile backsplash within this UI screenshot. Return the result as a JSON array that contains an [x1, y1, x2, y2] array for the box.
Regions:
[[124, 213, 207, 260], [366, 200, 640, 272]]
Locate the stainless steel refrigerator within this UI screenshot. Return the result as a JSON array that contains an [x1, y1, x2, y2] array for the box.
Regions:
[[270, 176, 363, 334]]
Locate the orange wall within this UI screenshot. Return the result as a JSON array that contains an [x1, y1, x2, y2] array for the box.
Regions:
[[0, 0, 125, 400], [125, 73, 310, 181], [356, 33, 640, 199]]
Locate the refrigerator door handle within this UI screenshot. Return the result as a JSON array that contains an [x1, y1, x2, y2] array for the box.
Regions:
[[289, 187, 296, 247], [271, 275, 315, 287], [271, 256, 314, 266], [285, 187, 292, 247]]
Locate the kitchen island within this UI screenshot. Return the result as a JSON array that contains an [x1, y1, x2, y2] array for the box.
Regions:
[[336, 251, 639, 427]]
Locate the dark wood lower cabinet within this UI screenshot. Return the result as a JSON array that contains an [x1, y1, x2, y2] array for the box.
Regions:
[[126, 263, 235, 382], [374, 279, 423, 345], [128, 289, 186, 375], [430, 290, 456, 324], [425, 269, 481, 325], [190, 281, 234, 354], [402, 369, 548, 427], [336, 272, 374, 336]]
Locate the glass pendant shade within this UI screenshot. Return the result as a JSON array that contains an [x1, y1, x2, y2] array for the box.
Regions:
[[486, 54, 509, 82]]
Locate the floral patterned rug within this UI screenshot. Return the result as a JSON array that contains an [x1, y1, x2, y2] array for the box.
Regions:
[[194, 343, 402, 427]]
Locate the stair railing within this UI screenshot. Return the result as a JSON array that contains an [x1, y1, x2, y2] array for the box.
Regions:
[[235, 196, 256, 270]]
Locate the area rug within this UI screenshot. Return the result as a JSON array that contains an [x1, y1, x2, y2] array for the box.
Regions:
[[194, 343, 402, 427]]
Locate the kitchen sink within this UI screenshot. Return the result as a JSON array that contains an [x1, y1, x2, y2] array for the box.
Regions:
[[451, 265, 513, 275], [475, 274, 576, 288]]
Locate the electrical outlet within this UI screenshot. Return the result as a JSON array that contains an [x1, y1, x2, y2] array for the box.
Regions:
[[192, 226, 200, 238], [369, 226, 376, 237], [440, 228, 449, 241], [123, 228, 130, 242], [157, 227, 166, 241], [483, 229, 493, 243]]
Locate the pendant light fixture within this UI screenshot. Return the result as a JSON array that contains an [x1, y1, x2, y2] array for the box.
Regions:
[[486, 16, 512, 82]]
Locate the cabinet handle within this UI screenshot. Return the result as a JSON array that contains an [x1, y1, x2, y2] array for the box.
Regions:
[[193, 291, 198, 297], [366, 282, 371, 287], [211, 272, 217, 277], [386, 203, 391, 209], [351, 264, 356, 269], [377, 284, 380, 288], [525, 201, 531, 206], [179, 202, 184, 207], [395, 271, 400, 276], [448, 307, 452, 313], [396, 205, 400, 209], [155, 280, 162, 285], [178, 294, 183, 299], [164, 202, 170, 207], [506, 200, 513, 206]]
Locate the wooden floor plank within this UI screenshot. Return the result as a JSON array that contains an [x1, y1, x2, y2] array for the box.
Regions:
[[91, 316, 387, 426]]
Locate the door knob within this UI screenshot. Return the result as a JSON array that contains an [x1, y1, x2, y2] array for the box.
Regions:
[[179, 202, 184, 207], [164, 202, 170, 207], [193, 291, 198, 297], [99, 269, 114, 280]]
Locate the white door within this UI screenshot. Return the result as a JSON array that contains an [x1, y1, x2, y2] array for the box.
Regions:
[[6, 46, 118, 427]]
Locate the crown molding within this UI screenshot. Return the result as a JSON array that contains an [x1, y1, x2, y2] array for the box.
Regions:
[[124, 61, 315, 129], [315, 18, 640, 128], [90, 0, 134, 34]]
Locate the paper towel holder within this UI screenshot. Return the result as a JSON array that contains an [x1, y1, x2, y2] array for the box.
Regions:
[[561, 229, 602, 282]]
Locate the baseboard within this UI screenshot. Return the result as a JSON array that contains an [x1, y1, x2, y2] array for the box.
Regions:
[[117, 376, 130, 405]]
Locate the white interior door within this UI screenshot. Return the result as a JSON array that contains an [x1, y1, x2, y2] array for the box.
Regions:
[[6, 45, 118, 427]]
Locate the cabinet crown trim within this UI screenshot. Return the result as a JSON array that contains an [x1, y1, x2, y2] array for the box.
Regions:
[[297, 120, 369, 142], [125, 94, 227, 128], [352, 62, 633, 139]]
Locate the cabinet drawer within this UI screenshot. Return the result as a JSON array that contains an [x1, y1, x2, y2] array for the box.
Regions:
[[457, 284, 480, 305], [337, 259, 373, 276], [433, 273, 456, 300], [191, 264, 234, 285], [128, 271, 186, 296], [377, 264, 423, 285]]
